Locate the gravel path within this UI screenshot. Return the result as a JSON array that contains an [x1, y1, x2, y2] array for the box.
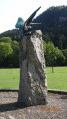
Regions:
[[0, 92, 67, 119]]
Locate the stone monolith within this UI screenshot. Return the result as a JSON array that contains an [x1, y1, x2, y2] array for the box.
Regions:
[[18, 30, 47, 106]]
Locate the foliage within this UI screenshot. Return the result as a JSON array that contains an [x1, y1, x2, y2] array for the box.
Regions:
[[34, 6, 67, 49], [43, 41, 56, 66], [0, 42, 13, 67], [43, 33, 51, 43], [0, 42, 13, 58], [11, 40, 19, 54], [0, 37, 19, 68], [55, 47, 66, 66], [0, 37, 12, 44], [10, 41, 19, 67], [0, 29, 21, 41], [0, 36, 66, 67], [0, 6, 67, 49], [43, 41, 66, 66], [62, 49, 67, 65], [0, 6, 67, 67]]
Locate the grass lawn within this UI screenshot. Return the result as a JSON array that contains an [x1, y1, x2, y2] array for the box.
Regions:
[[46, 67, 67, 90], [0, 67, 67, 90], [0, 68, 20, 89]]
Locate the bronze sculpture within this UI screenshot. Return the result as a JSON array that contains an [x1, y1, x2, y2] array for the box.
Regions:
[[15, 7, 41, 36]]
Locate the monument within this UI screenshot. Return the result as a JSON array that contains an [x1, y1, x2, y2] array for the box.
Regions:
[[15, 7, 47, 106]]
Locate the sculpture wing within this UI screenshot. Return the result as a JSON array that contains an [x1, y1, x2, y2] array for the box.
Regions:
[[30, 23, 41, 27], [25, 6, 41, 26]]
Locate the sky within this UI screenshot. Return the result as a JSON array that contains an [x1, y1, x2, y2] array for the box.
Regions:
[[0, 0, 67, 33]]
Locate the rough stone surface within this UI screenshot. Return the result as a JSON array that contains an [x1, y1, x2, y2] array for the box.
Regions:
[[18, 30, 47, 106]]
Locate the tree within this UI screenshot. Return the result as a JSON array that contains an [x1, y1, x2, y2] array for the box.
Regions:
[[62, 49, 67, 65], [11, 40, 19, 54], [0, 42, 13, 67], [10, 41, 19, 67], [43, 41, 66, 66], [0, 38, 19, 67], [55, 47, 66, 66], [43, 42, 57, 66], [43, 33, 51, 43], [33, 6, 67, 49], [0, 37, 12, 44], [58, 35, 66, 49]]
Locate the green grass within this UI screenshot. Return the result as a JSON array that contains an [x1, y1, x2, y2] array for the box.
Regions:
[[46, 67, 67, 90], [0, 68, 20, 89], [0, 67, 67, 90]]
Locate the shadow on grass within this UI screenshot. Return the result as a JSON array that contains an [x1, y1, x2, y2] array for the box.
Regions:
[[0, 102, 27, 112]]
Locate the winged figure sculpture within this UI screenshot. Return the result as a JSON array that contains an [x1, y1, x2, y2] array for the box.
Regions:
[[15, 6, 41, 36]]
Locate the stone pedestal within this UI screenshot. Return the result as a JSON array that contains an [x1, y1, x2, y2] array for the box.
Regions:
[[18, 30, 47, 106]]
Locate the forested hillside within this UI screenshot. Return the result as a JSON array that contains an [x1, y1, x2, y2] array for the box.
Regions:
[[0, 6, 67, 67], [0, 29, 20, 42], [34, 6, 67, 49]]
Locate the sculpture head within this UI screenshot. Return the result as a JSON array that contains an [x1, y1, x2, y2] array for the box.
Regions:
[[15, 17, 24, 29]]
